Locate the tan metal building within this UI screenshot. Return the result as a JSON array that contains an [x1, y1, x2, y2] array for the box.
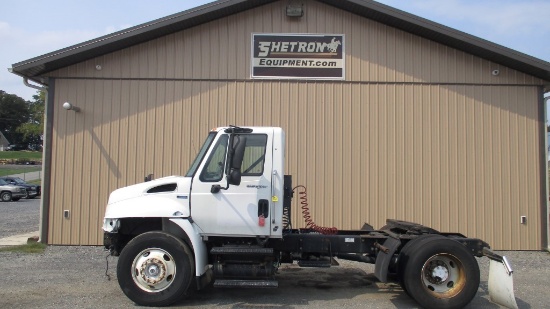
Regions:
[[10, 0, 550, 250]]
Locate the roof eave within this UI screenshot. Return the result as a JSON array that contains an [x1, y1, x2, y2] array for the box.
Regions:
[[10, 0, 550, 82], [317, 0, 550, 81], [11, 0, 276, 78]]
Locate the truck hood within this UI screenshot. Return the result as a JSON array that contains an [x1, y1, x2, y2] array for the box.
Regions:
[[108, 176, 187, 204], [105, 176, 193, 219]]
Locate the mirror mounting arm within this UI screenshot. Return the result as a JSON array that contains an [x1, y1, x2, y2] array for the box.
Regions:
[[211, 184, 228, 194]]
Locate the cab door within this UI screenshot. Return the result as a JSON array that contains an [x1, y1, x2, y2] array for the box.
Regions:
[[190, 129, 273, 237]]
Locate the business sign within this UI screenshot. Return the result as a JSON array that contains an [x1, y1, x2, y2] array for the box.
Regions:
[[251, 34, 345, 80]]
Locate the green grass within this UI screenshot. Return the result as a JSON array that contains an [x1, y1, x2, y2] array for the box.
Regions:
[[0, 151, 42, 160], [27, 179, 42, 185], [0, 242, 47, 254], [0, 166, 42, 177]]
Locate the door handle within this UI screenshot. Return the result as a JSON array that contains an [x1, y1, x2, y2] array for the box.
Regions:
[[258, 199, 269, 218]]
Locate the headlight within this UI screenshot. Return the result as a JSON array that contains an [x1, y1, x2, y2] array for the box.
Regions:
[[102, 218, 120, 233]]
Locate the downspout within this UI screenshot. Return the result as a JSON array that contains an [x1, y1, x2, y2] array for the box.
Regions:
[[545, 94, 550, 252], [7, 68, 48, 91], [24, 78, 46, 91], [7, 68, 50, 245]]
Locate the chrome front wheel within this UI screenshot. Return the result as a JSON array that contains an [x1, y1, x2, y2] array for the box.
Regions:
[[132, 248, 177, 292], [117, 231, 194, 306]]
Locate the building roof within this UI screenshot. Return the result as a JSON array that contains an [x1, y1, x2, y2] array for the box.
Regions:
[[10, 0, 550, 84]]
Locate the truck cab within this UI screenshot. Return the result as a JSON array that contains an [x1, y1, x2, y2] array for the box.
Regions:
[[188, 126, 285, 238]]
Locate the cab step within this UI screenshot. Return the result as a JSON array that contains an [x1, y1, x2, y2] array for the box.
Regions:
[[210, 247, 273, 256], [213, 279, 278, 288], [298, 257, 339, 268]]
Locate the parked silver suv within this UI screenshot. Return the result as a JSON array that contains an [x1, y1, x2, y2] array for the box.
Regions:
[[0, 176, 41, 199], [0, 178, 27, 202]]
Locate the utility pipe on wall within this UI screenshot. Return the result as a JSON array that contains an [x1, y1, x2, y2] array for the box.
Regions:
[[545, 95, 550, 252]]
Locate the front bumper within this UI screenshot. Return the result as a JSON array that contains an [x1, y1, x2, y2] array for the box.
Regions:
[[104, 232, 121, 256], [26, 189, 39, 197]]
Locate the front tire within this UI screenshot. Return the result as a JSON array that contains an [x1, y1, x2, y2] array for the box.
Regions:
[[1, 192, 12, 202], [401, 238, 480, 309], [117, 231, 195, 306]]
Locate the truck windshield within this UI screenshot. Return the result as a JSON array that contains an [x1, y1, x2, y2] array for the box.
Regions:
[[185, 132, 217, 177]]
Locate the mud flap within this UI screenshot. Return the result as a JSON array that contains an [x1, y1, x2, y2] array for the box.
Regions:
[[485, 249, 518, 309], [374, 237, 400, 283]]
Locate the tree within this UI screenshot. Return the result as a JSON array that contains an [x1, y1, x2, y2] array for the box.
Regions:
[[16, 91, 45, 149], [0, 90, 29, 144]]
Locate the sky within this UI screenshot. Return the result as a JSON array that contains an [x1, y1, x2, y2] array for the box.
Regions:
[[1, 0, 549, 101]]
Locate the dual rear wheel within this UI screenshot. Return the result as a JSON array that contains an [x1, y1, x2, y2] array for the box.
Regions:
[[398, 235, 480, 309]]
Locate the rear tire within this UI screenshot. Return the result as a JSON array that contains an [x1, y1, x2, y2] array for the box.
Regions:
[[397, 234, 445, 295], [402, 237, 480, 309], [117, 231, 195, 306], [1, 192, 12, 202]]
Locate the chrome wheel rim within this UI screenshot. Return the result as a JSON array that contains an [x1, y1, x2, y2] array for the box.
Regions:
[[131, 248, 176, 292], [421, 253, 466, 298]]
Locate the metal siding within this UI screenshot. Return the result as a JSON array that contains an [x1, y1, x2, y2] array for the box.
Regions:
[[47, 1, 544, 86], [46, 0, 545, 249]]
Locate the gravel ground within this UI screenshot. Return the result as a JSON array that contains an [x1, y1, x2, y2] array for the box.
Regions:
[[0, 198, 40, 238], [0, 247, 548, 309], [0, 198, 549, 308]]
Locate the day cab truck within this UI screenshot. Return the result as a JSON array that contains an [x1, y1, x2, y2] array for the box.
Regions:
[[103, 126, 518, 309]]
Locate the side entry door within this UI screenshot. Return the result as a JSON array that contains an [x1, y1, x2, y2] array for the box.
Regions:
[[190, 129, 273, 237]]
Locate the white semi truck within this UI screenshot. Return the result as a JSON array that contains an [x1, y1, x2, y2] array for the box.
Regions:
[[103, 126, 518, 308]]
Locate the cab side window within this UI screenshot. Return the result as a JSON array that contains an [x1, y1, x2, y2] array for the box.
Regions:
[[199, 135, 229, 182], [241, 134, 267, 176]]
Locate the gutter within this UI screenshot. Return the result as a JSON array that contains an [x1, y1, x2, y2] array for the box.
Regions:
[[7, 68, 48, 91], [545, 94, 550, 252], [7, 68, 50, 244]]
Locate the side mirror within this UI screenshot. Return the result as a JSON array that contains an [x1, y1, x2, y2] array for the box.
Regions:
[[227, 169, 242, 186], [212, 135, 246, 193], [144, 174, 154, 182], [231, 136, 246, 170], [227, 136, 246, 185]]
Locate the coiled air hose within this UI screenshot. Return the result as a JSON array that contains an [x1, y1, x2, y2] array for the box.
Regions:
[[293, 185, 338, 235]]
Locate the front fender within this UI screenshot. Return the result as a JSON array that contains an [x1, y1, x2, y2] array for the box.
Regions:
[[168, 218, 208, 277]]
